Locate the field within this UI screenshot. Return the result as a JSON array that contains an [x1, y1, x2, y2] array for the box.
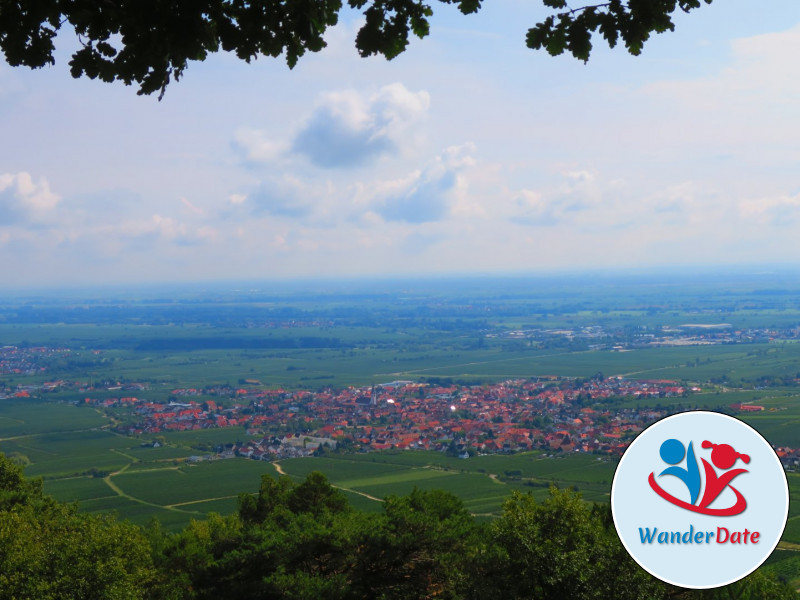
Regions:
[[4, 383, 800, 586], [0, 397, 107, 437], [0, 397, 789, 533], [275, 451, 616, 512], [0, 392, 617, 528], [5, 274, 800, 582], [0, 398, 618, 531], [27, 443, 617, 529]]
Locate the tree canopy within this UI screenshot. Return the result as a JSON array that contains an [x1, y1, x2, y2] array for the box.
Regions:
[[0, 0, 713, 98], [1, 452, 798, 600], [0, 452, 156, 599]]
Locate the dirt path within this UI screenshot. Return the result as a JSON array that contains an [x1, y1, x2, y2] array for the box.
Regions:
[[272, 461, 383, 503], [102, 461, 197, 514], [335, 486, 383, 502], [166, 494, 244, 508], [618, 353, 756, 378], [110, 448, 137, 461], [0, 425, 106, 443]]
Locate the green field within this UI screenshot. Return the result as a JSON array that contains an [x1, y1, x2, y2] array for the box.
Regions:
[[4, 395, 798, 594], [5, 278, 800, 583], [0, 398, 623, 531], [276, 451, 615, 512], [0, 397, 107, 437], [34, 448, 620, 530], [42, 476, 117, 502], [6, 319, 800, 392], [113, 459, 273, 506], [0, 396, 795, 537]]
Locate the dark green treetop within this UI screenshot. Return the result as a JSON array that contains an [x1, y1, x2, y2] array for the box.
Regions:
[[0, 0, 712, 98], [1, 455, 797, 600], [0, 453, 157, 599]]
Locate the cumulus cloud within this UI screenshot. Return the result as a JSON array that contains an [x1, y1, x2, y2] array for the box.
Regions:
[[0, 180, 226, 262], [226, 141, 474, 225], [739, 192, 800, 227], [292, 84, 429, 168], [247, 180, 312, 218], [511, 189, 557, 226], [0, 172, 60, 225], [369, 144, 475, 223], [117, 214, 218, 246], [291, 92, 393, 167], [232, 128, 288, 164], [232, 84, 429, 170], [505, 170, 724, 234], [510, 169, 607, 227], [225, 84, 445, 224], [376, 170, 455, 223], [225, 175, 325, 220]]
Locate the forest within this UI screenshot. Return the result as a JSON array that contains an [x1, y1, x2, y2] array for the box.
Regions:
[[0, 452, 796, 599]]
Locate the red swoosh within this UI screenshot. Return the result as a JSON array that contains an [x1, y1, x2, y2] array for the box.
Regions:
[[648, 472, 747, 516]]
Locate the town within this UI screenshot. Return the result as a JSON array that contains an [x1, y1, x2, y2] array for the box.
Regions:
[[83, 376, 700, 458], [4, 336, 800, 470]]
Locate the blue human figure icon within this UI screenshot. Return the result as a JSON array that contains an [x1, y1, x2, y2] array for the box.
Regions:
[[658, 438, 701, 505]]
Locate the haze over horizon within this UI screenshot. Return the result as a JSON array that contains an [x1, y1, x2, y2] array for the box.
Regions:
[[1, 0, 799, 287]]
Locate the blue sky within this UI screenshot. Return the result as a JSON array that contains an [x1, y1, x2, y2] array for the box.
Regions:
[[1, 1, 799, 286]]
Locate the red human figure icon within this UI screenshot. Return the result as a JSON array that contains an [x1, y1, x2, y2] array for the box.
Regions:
[[698, 441, 750, 512]]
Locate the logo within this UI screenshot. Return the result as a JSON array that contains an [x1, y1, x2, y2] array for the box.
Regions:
[[648, 439, 749, 516], [611, 411, 788, 589]]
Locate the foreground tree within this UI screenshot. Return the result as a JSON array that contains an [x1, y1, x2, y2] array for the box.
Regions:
[[155, 474, 481, 599], [668, 569, 800, 600], [3, 457, 795, 599], [0, 453, 157, 600], [487, 487, 666, 600], [351, 487, 481, 599], [154, 472, 372, 599], [0, 0, 713, 98]]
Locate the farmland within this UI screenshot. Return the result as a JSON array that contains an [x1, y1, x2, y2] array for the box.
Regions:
[[0, 390, 795, 533], [0, 393, 619, 530], [0, 401, 618, 531], [4, 272, 800, 584]]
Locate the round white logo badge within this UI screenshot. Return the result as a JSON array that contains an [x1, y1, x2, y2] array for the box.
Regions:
[[611, 411, 789, 588]]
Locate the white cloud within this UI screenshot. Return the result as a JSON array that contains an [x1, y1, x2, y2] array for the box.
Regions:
[[369, 83, 432, 137], [636, 24, 800, 156], [292, 84, 429, 168], [232, 128, 289, 163], [0, 172, 60, 225], [226, 135, 476, 226], [366, 143, 475, 223], [739, 193, 800, 227], [507, 168, 610, 227], [3, 6, 800, 286], [232, 175, 318, 219], [232, 83, 430, 170], [87, 213, 219, 249], [729, 24, 800, 97]]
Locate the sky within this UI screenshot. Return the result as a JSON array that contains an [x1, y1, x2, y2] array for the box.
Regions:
[[1, 0, 799, 287]]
